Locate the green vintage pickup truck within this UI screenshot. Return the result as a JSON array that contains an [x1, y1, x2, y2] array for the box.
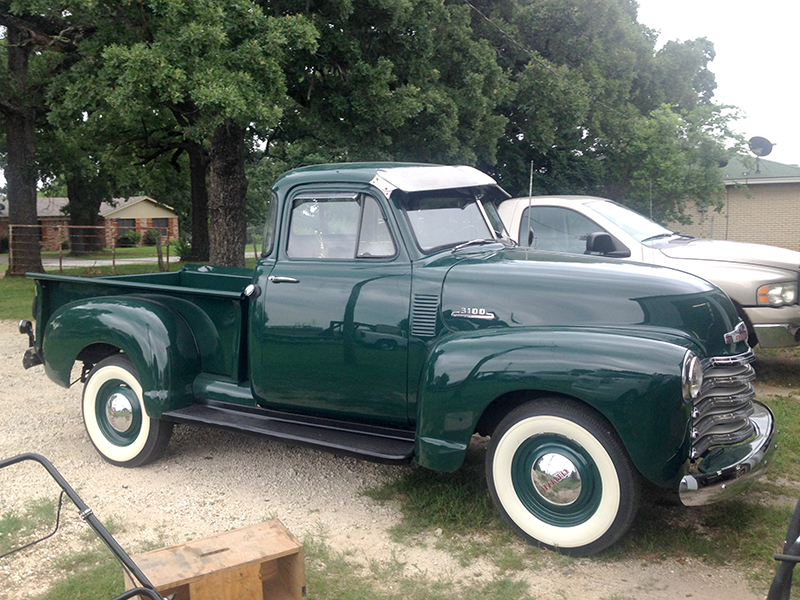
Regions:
[[20, 163, 775, 556]]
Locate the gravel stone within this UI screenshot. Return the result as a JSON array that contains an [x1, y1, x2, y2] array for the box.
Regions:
[[0, 319, 763, 599]]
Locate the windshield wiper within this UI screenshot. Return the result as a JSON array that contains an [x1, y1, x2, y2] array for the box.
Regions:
[[642, 232, 695, 243], [641, 233, 676, 243], [452, 238, 500, 252]]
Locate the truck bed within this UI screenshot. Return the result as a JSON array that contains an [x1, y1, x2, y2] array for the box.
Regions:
[[30, 265, 254, 380]]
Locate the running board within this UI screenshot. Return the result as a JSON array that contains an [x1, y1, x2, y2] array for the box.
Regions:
[[162, 401, 415, 464]]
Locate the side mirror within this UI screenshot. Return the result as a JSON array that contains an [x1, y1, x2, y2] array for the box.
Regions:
[[585, 232, 631, 258]]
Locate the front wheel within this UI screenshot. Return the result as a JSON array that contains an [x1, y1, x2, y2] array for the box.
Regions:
[[82, 354, 173, 468], [486, 399, 639, 556]]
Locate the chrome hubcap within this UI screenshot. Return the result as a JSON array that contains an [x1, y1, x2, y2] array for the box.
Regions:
[[106, 392, 134, 433], [531, 452, 582, 506]]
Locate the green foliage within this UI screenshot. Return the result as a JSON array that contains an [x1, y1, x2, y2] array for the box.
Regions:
[[272, 0, 510, 168], [173, 236, 195, 261], [143, 228, 161, 246], [5, 0, 745, 262], [605, 104, 742, 224], [116, 230, 142, 247], [89, 0, 318, 139], [466, 0, 742, 214]]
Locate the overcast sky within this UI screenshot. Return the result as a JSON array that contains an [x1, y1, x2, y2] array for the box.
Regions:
[[636, 0, 800, 167]]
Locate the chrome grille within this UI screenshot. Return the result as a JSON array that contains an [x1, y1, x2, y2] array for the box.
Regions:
[[691, 351, 756, 459]]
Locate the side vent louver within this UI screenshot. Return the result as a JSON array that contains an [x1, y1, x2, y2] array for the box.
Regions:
[[411, 294, 439, 337]]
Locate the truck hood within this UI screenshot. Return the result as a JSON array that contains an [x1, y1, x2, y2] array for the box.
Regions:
[[656, 238, 800, 273], [439, 248, 746, 357]]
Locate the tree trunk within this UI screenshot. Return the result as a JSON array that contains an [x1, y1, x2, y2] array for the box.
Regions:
[[65, 177, 105, 255], [4, 24, 44, 276], [208, 121, 248, 268], [188, 142, 210, 261]]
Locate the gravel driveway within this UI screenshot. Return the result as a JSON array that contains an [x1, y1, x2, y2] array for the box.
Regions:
[[0, 319, 765, 599]]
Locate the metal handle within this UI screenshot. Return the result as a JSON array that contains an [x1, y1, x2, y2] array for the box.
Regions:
[[268, 275, 299, 284], [0, 453, 164, 597]]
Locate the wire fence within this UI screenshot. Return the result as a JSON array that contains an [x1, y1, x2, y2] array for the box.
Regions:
[[8, 224, 172, 275]]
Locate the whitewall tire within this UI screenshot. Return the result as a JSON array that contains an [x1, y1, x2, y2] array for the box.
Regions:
[[486, 399, 639, 556], [82, 355, 172, 467]]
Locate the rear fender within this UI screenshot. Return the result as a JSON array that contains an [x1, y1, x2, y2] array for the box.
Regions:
[[41, 297, 201, 417], [415, 328, 693, 487]]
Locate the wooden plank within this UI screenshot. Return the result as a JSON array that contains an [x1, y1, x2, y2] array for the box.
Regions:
[[189, 563, 262, 600], [125, 520, 302, 591]]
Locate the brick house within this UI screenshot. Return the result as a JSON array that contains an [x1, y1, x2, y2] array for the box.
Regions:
[[673, 157, 800, 251], [0, 196, 179, 251], [100, 196, 180, 247], [0, 197, 71, 251]]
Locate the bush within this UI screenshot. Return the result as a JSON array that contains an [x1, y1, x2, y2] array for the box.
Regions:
[[117, 231, 141, 247], [143, 229, 162, 246], [173, 237, 194, 261]]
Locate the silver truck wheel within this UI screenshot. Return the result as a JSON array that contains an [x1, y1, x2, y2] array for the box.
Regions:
[[82, 355, 172, 467], [486, 399, 639, 556]]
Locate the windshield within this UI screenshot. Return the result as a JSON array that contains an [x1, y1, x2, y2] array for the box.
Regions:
[[586, 200, 674, 243], [402, 189, 499, 253]]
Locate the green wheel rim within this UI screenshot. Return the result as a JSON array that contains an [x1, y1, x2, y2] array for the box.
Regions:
[[94, 379, 143, 447], [511, 434, 602, 527]]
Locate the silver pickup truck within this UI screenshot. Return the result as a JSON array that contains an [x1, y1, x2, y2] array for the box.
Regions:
[[498, 195, 800, 348]]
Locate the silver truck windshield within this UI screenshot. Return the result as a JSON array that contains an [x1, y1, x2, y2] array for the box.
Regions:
[[587, 200, 674, 243]]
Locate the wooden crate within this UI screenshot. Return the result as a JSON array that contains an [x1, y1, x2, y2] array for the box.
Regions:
[[124, 519, 304, 600]]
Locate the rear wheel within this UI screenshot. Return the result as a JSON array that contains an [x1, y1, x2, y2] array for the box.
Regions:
[[82, 354, 173, 467], [486, 399, 639, 556]]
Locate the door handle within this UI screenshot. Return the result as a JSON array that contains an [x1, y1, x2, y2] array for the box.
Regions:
[[268, 275, 299, 284]]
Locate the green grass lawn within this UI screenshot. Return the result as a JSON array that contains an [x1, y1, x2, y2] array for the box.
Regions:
[[0, 268, 36, 321], [40, 244, 173, 259], [0, 260, 194, 321]]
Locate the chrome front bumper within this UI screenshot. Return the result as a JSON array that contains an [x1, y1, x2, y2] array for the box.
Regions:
[[679, 402, 776, 507], [745, 304, 800, 348], [753, 323, 800, 348]]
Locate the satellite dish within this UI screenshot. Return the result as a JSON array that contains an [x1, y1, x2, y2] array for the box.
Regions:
[[749, 136, 774, 157]]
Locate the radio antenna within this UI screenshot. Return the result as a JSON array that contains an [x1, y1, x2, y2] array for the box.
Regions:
[[525, 161, 534, 247], [528, 161, 534, 197]]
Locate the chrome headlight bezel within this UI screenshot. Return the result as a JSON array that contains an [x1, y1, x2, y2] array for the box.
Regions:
[[757, 282, 798, 307], [682, 351, 704, 401]]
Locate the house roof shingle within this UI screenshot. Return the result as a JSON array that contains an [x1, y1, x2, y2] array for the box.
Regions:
[[724, 156, 800, 185], [0, 196, 171, 219]]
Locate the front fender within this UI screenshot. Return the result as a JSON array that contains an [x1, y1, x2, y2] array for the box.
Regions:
[[415, 327, 694, 487], [42, 296, 201, 417]]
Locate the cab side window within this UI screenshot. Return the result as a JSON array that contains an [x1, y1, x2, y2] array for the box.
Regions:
[[357, 195, 396, 258], [519, 206, 604, 254], [287, 193, 396, 259]]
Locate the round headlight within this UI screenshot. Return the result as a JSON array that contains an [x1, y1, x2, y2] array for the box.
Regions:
[[682, 352, 704, 401]]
